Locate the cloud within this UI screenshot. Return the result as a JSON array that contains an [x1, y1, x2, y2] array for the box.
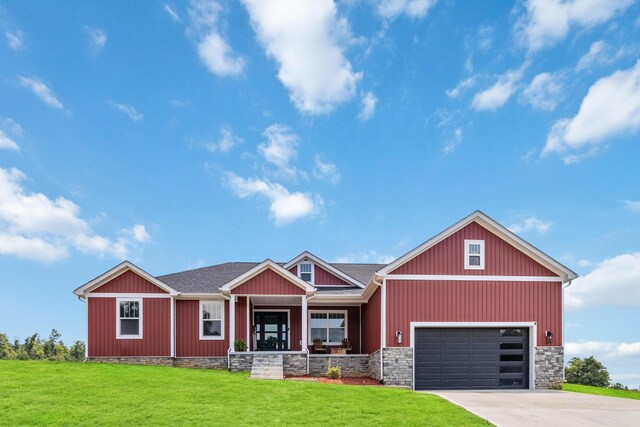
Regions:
[[507, 216, 551, 234], [377, 0, 437, 20], [18, 76, 64, 110], [224, 172, 322, 226], [443, 127, 462, 155], [566, 341, 640, 362], [258, 124, 301, 179], [521, 72, 562, 111], [5, 30, 24, 50], [334, 250, 395, 264], [358, 91, 377, 121], [471, 66, 525, 111], [163, 4, 181, 22], [566, 252, 640, 310], [516, 0, 633, 52], [0, 167, 149, 262], [130, 224, 151, 243], [0, 118, 21, 151], [313, 154, 341, 184], [108, 102, 144, 122], [476, 25, 494, 51], [446, 77, 476, 99], [543, 60, 640, 163], [206, 126, 243, 153], [188, 0, 245, 77], [622, 200, 640, 212], [85, 26, 107, 54], [242, 0, 361, 114], [575, 40, 634, 71]]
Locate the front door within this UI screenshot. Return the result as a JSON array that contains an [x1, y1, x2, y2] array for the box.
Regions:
[[254, 312, 289, 351]]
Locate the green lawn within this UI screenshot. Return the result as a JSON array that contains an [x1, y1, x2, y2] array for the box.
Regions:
[[563, 383, 640, 400], [0, 361, 488, 426]]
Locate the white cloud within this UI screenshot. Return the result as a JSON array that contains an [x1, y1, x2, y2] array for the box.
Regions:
[[446, 77, 476, 99], [0, 167, 150, 262], [476, 25, 494, 51], [163, 4, 181, 22], [313, 154, 341, 184], [358, 91, 377, 121], [471, 66, 525, 111], [516, 0, 633, 52], [0, 118, 21, 151], [507, 216, 552, 234], [576, 40, 606, 70], [334, 250, 395, 264], [130, 224, 151, 243], [377, 0, 437, 20], [109, 102, 144, 122], [622, 200, 640, 212], [5, 30, 24, 50], [566, 252, 640, 309], [543, 60, 640, 162], [206, 126, 243, 153], [0, 131, 19, 152], [224, 172, 322, 226], [188, 0, 245, 77], [258, 124, 300, 179], [85, 26, 107, 54], [18, 76, 64, 110], [242, 0, 362, 114], [566, 341, 640, 362], [521, 72, 562, 111], [577, 258, 593, 267], [443, 127, 462, 154]]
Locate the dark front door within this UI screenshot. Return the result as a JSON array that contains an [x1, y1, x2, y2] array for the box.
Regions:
[[254, 312, 289, 351]]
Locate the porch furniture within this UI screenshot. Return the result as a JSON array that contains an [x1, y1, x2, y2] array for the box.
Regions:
[[331, 347, 347, 355], [313, 338, 326, 354], [341, 338, 352, 354]]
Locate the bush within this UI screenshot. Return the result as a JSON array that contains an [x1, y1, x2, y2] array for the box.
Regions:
[[69, 341, 86, 361], [565, 356, 610, 388], [233, 339, 247, 352], [326, 366, 341, 379], [0, 330, 85, 363]]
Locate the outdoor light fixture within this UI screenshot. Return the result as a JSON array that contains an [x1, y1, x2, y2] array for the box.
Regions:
[[545, 330, 553, 344], [396, 330, 402, 344]]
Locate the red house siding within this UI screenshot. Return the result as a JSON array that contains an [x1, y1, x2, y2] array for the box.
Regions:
[[386, 280, 562, 347], [175, 300, 229, 357], [361, 287, 381, 354], [88, 297, 171, 357], [391, 222, 556, 276], [231, 269, 306, 295], [92, 270, 167, 293], [235, 296, 247, 344], [314, 265, 351, 286]]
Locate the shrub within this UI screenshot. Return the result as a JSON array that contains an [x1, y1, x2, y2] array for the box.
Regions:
[[326, 366, 341, 379], [0, 330, 85, 362], [565, 356, 610, 388], [233, 339, 247, 352], [69, 341, 86, 361]]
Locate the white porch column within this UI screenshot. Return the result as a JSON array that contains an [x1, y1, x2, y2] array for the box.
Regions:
[[246, 296, 250, 349], [229, 295, 235, 352], [301, 296, 308, 352]]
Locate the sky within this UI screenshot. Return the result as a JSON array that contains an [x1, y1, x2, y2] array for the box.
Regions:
[[0, 0, 639, 387]]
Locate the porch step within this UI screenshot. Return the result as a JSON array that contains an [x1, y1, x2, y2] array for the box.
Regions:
[[250, 354, 284, 380]]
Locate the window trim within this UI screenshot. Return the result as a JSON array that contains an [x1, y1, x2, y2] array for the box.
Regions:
[[199, 300, 225, 341], [116, 297, 143, 339], [464, 239, 485, 270], [307, 309, 348, 345], [298, 261, 314, 285]]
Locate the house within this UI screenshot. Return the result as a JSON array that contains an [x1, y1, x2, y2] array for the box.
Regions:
[[72, 211, 577, 390]]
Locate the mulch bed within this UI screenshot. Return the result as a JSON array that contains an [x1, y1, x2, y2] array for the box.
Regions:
[[286, 376, 381, 386]]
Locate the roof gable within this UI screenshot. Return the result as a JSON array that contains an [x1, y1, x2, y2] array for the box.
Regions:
[[219, 259, 315, 295], [283, 251, 365, 288], [73, 261, 178, 296]]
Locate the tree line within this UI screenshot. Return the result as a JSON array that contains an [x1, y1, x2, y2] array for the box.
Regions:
[[0, 329, 85, 362]]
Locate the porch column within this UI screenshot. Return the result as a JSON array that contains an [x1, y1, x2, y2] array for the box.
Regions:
[[229, 295, 235, 352], [301, 296, 308, 352], [246, 296, 250, 349]]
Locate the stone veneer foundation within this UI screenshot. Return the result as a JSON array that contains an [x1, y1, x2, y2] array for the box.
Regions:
[[380, 347, 413, 387], [308, 355, 370, 377], [535, 346, 564, 388]]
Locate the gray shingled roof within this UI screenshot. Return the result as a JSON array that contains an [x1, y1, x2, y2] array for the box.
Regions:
[[314, 286, 363, 295], [156, 261, 386, 294]]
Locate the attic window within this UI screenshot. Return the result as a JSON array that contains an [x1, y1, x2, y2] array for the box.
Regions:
[[299, 262, 313, 284], [464, 240, 485, 270]]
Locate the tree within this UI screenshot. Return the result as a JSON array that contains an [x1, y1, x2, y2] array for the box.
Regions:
[[0, 333, 16, 359], [69, 341, 86, 362], [565, 356, 610, 387], [43, 329, 62, 359]]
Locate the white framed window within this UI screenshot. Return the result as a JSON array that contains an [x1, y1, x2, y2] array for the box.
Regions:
[[298, 262, 314, 284], [199, 300, 224, 340], [116, 297, 142, 339], [308, 310, 347, 345], [464, 239, 485, 270]]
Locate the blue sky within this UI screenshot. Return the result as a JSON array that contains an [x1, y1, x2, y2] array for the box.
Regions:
[[1, 0, 639, 386]]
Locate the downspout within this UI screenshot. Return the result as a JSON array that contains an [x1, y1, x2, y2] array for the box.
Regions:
[[561, 279, 573, 382], [77, 295, 88, 361]]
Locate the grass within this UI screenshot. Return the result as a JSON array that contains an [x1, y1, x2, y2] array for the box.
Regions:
[[563, 383, 640, 400], [0, 361, 489, 426]]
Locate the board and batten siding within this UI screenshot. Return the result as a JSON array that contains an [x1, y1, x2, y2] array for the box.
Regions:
[[92, 270, 168, 293], [88, 297, 171, 357], [288, 264, 351, 286], [361, 286, 381, 354], [230, 269, 306, 295], [175, 300, 229, 357]]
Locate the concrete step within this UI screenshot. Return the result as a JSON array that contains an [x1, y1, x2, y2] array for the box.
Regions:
[[250, 354, 284, 380]]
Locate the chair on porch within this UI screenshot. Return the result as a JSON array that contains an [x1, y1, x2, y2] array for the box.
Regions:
[[313, 338, 326, 354], [341, 338, 352, 354]]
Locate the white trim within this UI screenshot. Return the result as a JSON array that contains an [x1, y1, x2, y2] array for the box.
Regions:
[[73, 261, 178, 296], [301, 296, 308, 351], [229, 296, 235, 351], [176, 293, 227, 300], [381, 278, 386, 348], [116, 297, 143, 339], [409, 321, 537, 391], [219, 259, 316, 294], [246, 296, 250, 347], [253, 309, 291, 351], [307, 309, 348, 346], [85, 298, 89, 359], [385, 275, 563, 282], [284, 251, 366, 288], [86, 293, 172, 298], [298, 261, 314, 285], [199, 300, 225, 341], [464, 239, 485, 270], [170, 297, 175, 357]]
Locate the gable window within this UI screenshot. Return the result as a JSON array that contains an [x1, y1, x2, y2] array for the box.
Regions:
[[299, 262, 314, 284], [116, 298, 142, 339], [464, 239, 485, 270], [200, 300, 224, 340], [308, 310, 347, 345]]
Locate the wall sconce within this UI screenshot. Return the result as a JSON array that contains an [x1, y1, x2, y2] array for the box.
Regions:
[[395, 330, 402, 344], [545, 330, 553, 344]]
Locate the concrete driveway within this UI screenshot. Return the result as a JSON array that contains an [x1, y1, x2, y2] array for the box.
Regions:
[[431, 390, 640, 427]]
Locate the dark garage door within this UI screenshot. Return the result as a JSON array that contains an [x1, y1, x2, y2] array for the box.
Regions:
[[414, 328, 529, 390]]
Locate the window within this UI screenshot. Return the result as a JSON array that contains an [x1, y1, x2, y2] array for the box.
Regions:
[[308, 311, 347, 344], [299, 262, 314, 284], [116, 298, 142, 339], [464, 239, 485, 270], [199, 301, 224, 340]]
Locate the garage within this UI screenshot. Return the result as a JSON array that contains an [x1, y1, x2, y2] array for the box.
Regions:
[[414, 327, 530, 390]]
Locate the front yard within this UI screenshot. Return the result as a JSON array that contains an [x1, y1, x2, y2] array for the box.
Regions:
[[563, 383, 640, 400], [0, 361, 488, 426]]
